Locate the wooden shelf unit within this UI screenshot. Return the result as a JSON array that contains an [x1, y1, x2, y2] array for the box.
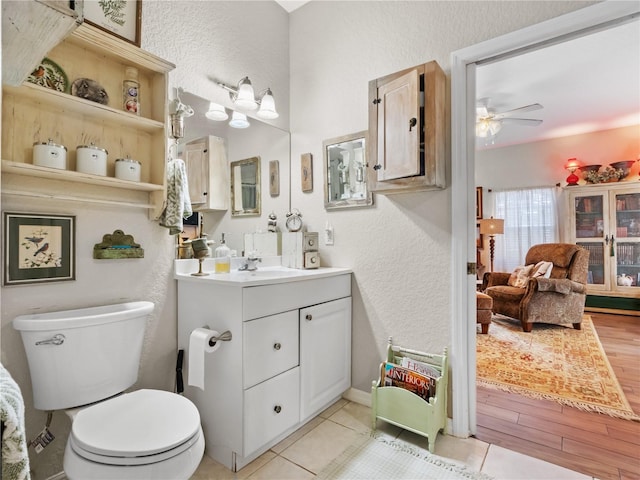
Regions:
[[1, 23, 175, 218]]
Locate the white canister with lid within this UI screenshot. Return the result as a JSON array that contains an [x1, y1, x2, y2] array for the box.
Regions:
[[76, 144, 108, 176], [33, 140, 67, 169], [115, 156, 141, 182]]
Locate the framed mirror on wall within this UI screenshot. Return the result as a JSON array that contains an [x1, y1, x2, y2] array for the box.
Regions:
[[323, 131, 373, 210], [231, 157, 261, 216]]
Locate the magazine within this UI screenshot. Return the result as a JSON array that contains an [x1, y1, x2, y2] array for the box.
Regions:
[[383, 362, 436, 401], [400, 356, 441, 380]]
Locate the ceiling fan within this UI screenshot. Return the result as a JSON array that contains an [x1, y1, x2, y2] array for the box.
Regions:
[[476, 99, 543, 138]]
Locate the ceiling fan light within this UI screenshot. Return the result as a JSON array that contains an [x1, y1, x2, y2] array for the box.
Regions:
[[488, 120, 502, 136]]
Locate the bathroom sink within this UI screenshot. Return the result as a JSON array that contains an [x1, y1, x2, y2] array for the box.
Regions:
[[174, 260, 351, 286]]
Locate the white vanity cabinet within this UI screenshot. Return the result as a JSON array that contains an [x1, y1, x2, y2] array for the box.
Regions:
[[176, 269, 351, 472]]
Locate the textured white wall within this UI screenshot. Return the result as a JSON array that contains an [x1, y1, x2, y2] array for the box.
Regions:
[[0, 1, 598, 478], [0, 2, 289, 479], [287, 1, 595, 392]]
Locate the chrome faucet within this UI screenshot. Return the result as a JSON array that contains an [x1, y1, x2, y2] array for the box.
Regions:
[[239, 252, 262, 271]]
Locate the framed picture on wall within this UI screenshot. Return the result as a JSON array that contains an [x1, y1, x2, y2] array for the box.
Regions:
[[3, 213, 76, 285], [84, 0, 142, 47], [301, 153, 313, 192], [476, 186, 483, 219], [269, 160, 280, 196]]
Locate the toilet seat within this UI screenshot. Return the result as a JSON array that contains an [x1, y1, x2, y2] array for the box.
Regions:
[[70, 389, 201, 466]]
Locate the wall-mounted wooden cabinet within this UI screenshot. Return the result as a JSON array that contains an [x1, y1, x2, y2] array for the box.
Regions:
[[367, 61, 446, 194], [1, 23, 175, 218], [184, 136, 229, 211]]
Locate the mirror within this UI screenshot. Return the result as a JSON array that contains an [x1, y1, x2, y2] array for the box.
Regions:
[[231, 156, 261, 216], [179, 91, 290, 249], [323, 131, 373, 210]]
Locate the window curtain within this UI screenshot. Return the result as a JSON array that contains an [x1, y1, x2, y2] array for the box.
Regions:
[[492, 187, 560, 271]]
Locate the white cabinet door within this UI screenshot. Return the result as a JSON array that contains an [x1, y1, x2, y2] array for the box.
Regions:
[[300, 297, 351, 421], [184, 136, 229, 211]]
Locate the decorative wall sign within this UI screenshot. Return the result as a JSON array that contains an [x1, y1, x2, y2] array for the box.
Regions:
[[93, 229, 144, 259], [84, 0, 142, 46], [3, 213, 75, 285], [269, 160, 280, 196], [301, 153, 313, 192]]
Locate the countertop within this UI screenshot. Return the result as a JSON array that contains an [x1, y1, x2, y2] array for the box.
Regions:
[[174, 258, 351, 287]]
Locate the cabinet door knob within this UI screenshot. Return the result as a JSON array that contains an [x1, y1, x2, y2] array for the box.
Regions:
[[274, 405, 282, 414], [273, 342, 281, 350], [305, 314, 312, 321], [409, 117, 417, 131], [373, 164, 382, 171]]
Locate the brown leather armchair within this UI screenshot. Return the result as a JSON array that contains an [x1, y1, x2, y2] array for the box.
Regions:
[[482, 243, 590, 332]]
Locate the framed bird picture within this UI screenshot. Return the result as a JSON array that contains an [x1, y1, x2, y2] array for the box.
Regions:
[[3, 213, 76, 285]]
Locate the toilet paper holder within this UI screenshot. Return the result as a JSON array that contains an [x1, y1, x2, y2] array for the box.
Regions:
[[204, 327, 232, 346]]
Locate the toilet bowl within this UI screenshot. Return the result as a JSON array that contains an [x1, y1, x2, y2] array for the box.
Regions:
[[64, 390, 204, 480], [13, 301, 205, 480]]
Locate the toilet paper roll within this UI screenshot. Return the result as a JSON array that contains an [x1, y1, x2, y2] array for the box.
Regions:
[[188, 328, 221, 390]]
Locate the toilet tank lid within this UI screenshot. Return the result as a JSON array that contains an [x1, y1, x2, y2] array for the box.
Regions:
[[13, 301, 154, 331]]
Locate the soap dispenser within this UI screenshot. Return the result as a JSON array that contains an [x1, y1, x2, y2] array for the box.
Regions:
[[214, 233, 231, 273]]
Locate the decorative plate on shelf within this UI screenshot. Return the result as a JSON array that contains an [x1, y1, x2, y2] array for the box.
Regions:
[[26, 58, 69, 93]]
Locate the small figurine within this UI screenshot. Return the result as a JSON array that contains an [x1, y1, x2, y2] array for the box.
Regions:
[[268, 212, 277, 232]]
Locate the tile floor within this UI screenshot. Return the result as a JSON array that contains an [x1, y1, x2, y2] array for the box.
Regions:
[[191, 399, 595, 479]]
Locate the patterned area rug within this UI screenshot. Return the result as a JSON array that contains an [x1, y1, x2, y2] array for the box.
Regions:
[[477, 315, 639, 421], [317, 433, 492, 480]]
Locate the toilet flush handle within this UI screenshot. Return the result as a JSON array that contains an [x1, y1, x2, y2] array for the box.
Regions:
[[35, 334, 65, 346]]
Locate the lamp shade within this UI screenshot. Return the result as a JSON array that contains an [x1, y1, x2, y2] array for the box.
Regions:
[[234, 77, 258, 110], [256, 88, 279, 119], [205, 102, 228, 121], [229, 111, 250, 129], [479, 217, 504, 235]]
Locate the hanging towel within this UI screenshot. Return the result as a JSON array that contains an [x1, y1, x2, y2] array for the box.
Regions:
[[159, 158, 193, 235], [1, 363, 31, 480]]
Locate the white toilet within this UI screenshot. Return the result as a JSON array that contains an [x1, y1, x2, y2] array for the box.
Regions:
[[13, 301, 204, 480]]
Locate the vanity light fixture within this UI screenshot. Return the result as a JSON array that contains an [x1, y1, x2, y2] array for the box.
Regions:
[[229, 111, 250, 129], [217, 76, 279, 119], [205, 102, 228, 121]]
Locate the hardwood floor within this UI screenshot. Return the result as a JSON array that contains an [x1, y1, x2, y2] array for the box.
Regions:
[[475, 312, 640, 480]]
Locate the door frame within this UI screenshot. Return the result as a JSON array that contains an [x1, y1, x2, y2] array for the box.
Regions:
[[449, 2, 640, 438]]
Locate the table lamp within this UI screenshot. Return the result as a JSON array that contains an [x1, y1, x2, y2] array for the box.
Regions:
[[479, 217, 504, 272]]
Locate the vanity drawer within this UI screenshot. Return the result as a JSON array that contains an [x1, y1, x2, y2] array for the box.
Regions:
[[243, 310, 299, 389], [244, 366, 300, 456]]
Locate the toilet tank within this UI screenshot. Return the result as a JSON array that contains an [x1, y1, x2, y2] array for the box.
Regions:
[[13, 301, 154, 411]]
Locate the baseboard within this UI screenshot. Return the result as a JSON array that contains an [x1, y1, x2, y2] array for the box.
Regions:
[[342, 387, 371, 407], [45, 472, 66, 480], [342, 388, 461, 439]]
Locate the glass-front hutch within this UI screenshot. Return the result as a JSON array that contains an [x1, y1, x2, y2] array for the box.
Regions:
[[567, 183, 640, 300]]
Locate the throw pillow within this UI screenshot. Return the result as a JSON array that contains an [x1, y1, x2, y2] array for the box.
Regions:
[[532, 261, 553, 279], [507, 264, 534, 288]]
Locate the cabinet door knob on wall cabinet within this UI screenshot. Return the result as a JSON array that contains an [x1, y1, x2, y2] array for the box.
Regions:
[[409, 117, 417, 131], [305, 314, 312, 321], [273, 342, 281, 351], [373, 164, 382, 171], [273, 405, 282, 414]]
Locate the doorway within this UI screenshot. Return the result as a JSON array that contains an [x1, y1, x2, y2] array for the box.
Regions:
[[449, 2, 640, 439]]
